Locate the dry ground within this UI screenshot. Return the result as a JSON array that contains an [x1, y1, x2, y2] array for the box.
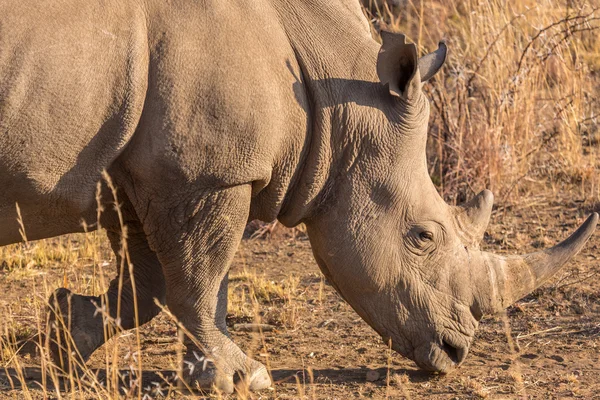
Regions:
[[1, 1, 599, 398], [0, 184, 598, 399]]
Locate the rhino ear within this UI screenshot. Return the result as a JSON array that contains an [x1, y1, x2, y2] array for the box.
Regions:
[[377, 31, 448, 99], [377, 31, 420, 100], [419, 41, 447, 82]]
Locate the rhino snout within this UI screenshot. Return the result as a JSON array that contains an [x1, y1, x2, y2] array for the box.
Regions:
[[409, 335, 471, 374]]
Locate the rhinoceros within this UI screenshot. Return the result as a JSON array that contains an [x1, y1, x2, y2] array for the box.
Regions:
[[0, 0, 596, 393]]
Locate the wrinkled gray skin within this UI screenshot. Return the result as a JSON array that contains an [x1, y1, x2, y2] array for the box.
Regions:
[[0, 0, 596, 393]]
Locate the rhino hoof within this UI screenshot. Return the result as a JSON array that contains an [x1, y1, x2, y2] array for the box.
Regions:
[[184, 359, 271, 393], [246, 365, 272, 391]]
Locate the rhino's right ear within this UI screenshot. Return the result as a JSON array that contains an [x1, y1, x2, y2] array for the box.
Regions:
[[377, 31, 448, 99], [377, 31, 420, 100]]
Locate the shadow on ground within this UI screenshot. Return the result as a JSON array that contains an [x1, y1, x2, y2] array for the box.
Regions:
[[0, 365, 433, 393]]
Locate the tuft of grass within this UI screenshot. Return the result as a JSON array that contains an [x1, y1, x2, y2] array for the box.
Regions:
[[229, 267, 301, 329]]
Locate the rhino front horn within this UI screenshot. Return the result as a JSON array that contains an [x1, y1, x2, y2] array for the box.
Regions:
[[475, 213, 598, 314]]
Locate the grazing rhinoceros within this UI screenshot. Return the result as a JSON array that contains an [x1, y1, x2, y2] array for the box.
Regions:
[[0, 0, 596, 393]]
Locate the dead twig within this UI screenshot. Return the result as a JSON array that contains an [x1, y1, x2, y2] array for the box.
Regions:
[[516, 326, 562, 339]]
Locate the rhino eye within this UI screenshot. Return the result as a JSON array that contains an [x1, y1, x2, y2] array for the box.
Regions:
[[406, 226, 438, 255], [419, 231, 434, 241]]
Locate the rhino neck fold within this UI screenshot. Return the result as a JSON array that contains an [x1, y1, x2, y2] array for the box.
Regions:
[[274, 1, 383, 226]]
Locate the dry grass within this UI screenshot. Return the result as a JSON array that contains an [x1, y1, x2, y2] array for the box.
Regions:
[[229, 267, 301, 329], [1, 0, 599, 399], [365, 0, 600, 205]]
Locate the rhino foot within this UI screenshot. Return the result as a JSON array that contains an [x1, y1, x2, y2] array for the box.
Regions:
[[46, 288, 104, 373], [182, 349, 271, 394]]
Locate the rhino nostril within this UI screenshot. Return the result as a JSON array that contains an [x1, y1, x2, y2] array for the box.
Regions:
[[470, 303, 483, 321], [441, 340, 460, 364]]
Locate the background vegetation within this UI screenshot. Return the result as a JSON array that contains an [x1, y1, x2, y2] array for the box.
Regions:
[[365, 0, 599, 206], [0, 0, 599, 398]]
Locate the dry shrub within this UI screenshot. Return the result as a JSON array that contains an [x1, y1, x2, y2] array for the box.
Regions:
[[365, 0, 600, 205]]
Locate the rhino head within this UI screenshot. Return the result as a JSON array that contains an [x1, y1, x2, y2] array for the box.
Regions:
[[302, 31, 598, 373]]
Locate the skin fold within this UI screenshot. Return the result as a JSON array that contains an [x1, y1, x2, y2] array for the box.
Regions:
[[0, 0, 596, 393]]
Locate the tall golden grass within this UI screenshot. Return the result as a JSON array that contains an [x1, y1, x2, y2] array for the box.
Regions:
[[365, 0, 600, 205]]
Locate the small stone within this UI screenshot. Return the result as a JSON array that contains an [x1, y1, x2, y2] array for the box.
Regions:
[[366, 370, 380, 382]]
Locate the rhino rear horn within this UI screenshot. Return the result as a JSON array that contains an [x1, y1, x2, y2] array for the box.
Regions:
[[455, 189, 494, 246]]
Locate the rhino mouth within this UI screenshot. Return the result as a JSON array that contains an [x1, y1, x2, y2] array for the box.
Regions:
[[440, 339, 466, 366], [405, 332, 470, 373]]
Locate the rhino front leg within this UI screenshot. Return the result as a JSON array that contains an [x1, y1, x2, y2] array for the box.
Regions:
[[47, 224, 166, 371], [137, 184, 271, 393]]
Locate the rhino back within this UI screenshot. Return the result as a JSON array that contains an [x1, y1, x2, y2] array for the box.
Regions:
[[0, 0, 149, 243], [114, 0, 310, 222]]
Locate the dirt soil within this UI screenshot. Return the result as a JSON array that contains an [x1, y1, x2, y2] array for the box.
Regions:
[[0, 195, 599, 399]]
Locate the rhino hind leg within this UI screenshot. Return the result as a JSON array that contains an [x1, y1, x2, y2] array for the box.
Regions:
[[47, 224, 166, 372], [47, 288, 106, 373], [133, 184, 271, 393]]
